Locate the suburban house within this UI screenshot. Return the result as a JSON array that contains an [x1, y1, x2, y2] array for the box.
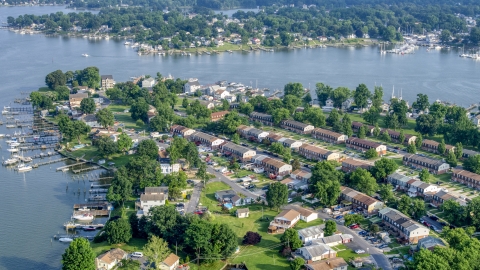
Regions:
[[431, 190, 467, 207], [95, 248, 128, 270], [269, 209, 301, 231], [221, 142, 257, 162], [159, 253, 180, 270], [147, 105, 158, 123], [136, 187, 168, 216], [291, 206, 318, 222], [340, 186, 384, 215], [473, 114, 480, 127], [189, 132, 225, 149], [421, 139, 455, 154], [170, 125, 196, 138], [341, 158, 372, 173], [237, 125, 269, 142], [385, 129, 417, 145], [81, 114, 101, 128], [346, 138, 387, 155], [249, 111, 274, 126], [402, 154, 450, 175], [311, 234, 353, 247], [278, 137, 303, 149], [378, 207, 429, 244], [199, 100, 215, 109], [290, 169, 312, 182], [142, 77, 156, 88], [101, 75, 115, 90], [297, 243, 337, 262], [69, 93, 88, 108], [305, 257, 348, 270], [266, 133, 284, 143], [159, 158, 180, 175], [452, 169, 480, 189], [215, 189, 237, 202], [298, 225, 324, 244], [414, 236, 446, 252], [462, 149, 480, 159], [387, 172, 412, 190], [281, 120, 315, 134], [406, 179, 439, 199], [281, 177, 309, 191], [311, 128, 348, 144], [299, 144, 340, 161], [351, 122, 375, 134], [236, 208, 250, 218], [184, 78, 201, 94], [210, 110, 229, 122], [251, 155, 292, 176]]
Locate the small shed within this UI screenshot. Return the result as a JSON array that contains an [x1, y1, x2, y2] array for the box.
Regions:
[[236, 208, 250, 218]]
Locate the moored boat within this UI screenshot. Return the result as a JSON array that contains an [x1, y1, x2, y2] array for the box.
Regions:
[[73, 213, 94, 221]]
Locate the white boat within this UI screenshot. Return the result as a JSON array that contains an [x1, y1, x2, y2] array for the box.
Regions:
[[59, 238, 74, 243], [0, 134, 4, 138], [3, 158, 18, 165], [7, 148, 19, 153], [15, 163, 32, 172], [6, 125, 15, 128], [9, 142, 20, 147], [73, 213, 94, 221], [82, 53, 89, 57], [124, 41, 130, 45], [33, 135, 40, 140]]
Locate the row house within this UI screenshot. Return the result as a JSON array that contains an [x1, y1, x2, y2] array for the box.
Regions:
[[341, 158, 372, 173], [236, 125, 269, 142], [210, 110, 229, 122], [402, 154, 450, 175], [298, 144, 340, 161], [385, 129, 417, 145], [311, 128, 348, 144], [251, 154, 292, 176], [170, 125, 195, 138], [452, 169, 480, 190], [351, 121, 375, 134], [249, 111, 274, 126], [431, 190, 467, 207], [378, 207, 430, 244], [280, 120, 314, 134], [189, 132, 224, 149], [340, 186, 384, 215], [291, 169, 312, 182], [220, 142, 257, 162], [346, 138, 387, 155], [277, 138, 303, 149], [406, 179, 439, 199], [387, 172, 413, 190], [462, 149, 480, 159], [266, 133, 283, 143], [421, 139, 455, 154]]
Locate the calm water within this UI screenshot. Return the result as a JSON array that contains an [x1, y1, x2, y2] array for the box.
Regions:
[[0, 5, 480, 270]]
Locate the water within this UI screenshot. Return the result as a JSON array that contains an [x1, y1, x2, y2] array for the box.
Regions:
[[0, 5, 480, 270]]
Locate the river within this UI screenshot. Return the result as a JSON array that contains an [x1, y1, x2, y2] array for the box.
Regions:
[[0, 5, 479, 270]]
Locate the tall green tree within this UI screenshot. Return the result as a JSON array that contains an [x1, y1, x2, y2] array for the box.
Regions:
[[378, 184, 394, 204], [324, 220, 337, 236], [281, 228, 302, 250], [463, 155, 480, 174], [326, 108, 340, 127], [407, 142, 417, 154], [62, 238, 95, 270], [438, 139, 447, 155], [372, 86, 384, 108], [96, 108, 115, 131], [95, 136, 118, 158], [331, 87, 351, 108], [107, 167, 133, 207], [349, 168, 378, 196], [416, 134, 423, 148], [80, 98, 96, 113], [137, 139, 159, 160], [419, 169, 431, 183], [354, 83, 371, 109], [371, 158, 398, 182], [104, 218, 132, 244], [272, 108, 290, 125], [45, 69, 66, 89], [412, 93, 430, 112], [143, 236, 171, 270], [363, 106, 381, 125], [373, 123, 381, 137], [342, 114, 353, 137], [283, 82, 304, 98], [79, 66, 100, 89], [364, 148, 378, 159], [344, 214, 364, 226], [358, 125, 366, 139], [290, 257, 305, 270], [446, 151, 458, 167], [117, 132, 133, 152], [310, 161, 343, 206], [455, 142, 463, 160], [398, 130, 405, 145], [266, 182, 288, 210]]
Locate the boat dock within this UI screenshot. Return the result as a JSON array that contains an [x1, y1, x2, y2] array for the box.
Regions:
[[89, 188, 108, 193], [73, 166, 100, 174], [89, 176, 113, 182], [88, 195, 107, 201], [64, 222, 105, 230], [73, 209, 109, 216], [33, 157, 68, 168], [56, 162, 88, 171]]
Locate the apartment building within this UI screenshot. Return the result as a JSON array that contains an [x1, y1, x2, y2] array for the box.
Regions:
[[378, 207, 429, 244], [341, 158, 372, 173], [346, 138, 387, 155], [170, 125, 195, 138], [402, 154, 450, 175], [251, 154, 292, 176], [298, 144, 340, 161], [280, 120, 314, 134], [249, 111, 274, 126], [189, 132, 224, 149], [340, 186, 384, 215], [452, 169, 480, 190], [385, 129, 417, 145], [421, 139, 455, 154], [210, 110, 229, 122], [311, 128, 348, 144], [220, 142, 257, 162]]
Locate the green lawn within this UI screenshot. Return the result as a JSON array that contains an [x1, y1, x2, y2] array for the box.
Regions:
[[200, 182, 231, 211], [295, 219, 324, 230], [337, 249, 369, 262], [91, 238, 148, 256], [64, 146, 137, 168]]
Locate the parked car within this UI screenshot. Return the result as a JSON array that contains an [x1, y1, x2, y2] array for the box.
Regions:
[[262, 185, 270, 190], [378, 244, 389, 249], [131, 252, 143, 258], [423, 221, 430, 227], [287, 198, 293, 203], [349, 224, 359, 229], [335, 215, 344, 220], [358, 231, 367, 236], [355, 249, 366, 254], [429, 215, 439, 221]]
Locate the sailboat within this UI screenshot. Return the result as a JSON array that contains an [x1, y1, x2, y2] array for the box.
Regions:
[[15, 151, 32, 172]]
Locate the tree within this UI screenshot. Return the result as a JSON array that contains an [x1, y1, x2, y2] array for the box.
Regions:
[[415, 114, 438, 136], [332, 87, 351, 108], [411, 198, 426, 219], [130, 97, 149, 122], [266, 182, 288, 210], [399, 130, 405, 145], [350, 168, 378, 196], [182, 97, 189, 108], [446, 151, 458, 167], [292, 159, 301, 171], [272, 108, 291, 125], [440, 29, 452, 43], [232, 133, 240, 144], [284, 82, 304, 98], [143, 236, 170, 270], [378, 184, 394, 204], [107, 167, 132, 207], [243, 231, 262, 245], [364, 148, 378, 159], [80, 98, 96, 113], [303, 93, 312, 104], [96, 108, 115, 131], [270, 142, 285, 155], [397, 195, 412, 216], [104, 218, 132, 244], [455, 142, 463, 160], [415, 134, 423, 148], [412, 93, 430, 112], [407, 143, 417, 154], [326, 109, 340, 127], [373, 123, 381, 137], [137, 139, 159, 160], [310, 161, 343, 206], [380, 130, 391, 142], [371, 158, 399, 181], [384, 113, 399, 130], [464, 155, 480, 174], [45, 69, 66, 89], [369, 224, 380, 234], [281, 228, 302, 250], [95, 136, 118, 158], [283, 148, 292, 163], [358, 125, 366, 139], [324, 220, 337, 236], [79, 66, 100, 89], [304, 107, 326, 127], [55, 85, 70, 100], [196, 163, 209, 184], [61, 238, 95, 270], [419, 169, 431, 183], [290, 257, 305, 270], [344, 214, 364, 226], [354, 84, 371, 109], [438, 139, 447, 155], [363, 106, 381, 125], [372, 86, 384, 108], [117, 133, 133, 152], [342, 114, 353, 137], [239, 102, 254, 115]]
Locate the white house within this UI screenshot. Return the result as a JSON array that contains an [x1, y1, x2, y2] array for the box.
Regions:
[[293, 206, 318, 222], [95, 248, 128, 270], [159, 158, 180, 175], [159, 253, 180, 270], [215, 89, 230, 99], [298, 225, 324, 244], [136, 187, 168, 216], [278, 138, 303, 149], [184, 78, 201, 94], [297, 243, 337, 262], [142, 77, 156, 88]]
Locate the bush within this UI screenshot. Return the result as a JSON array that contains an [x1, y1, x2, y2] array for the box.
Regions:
[[243, 231, 262, 245]]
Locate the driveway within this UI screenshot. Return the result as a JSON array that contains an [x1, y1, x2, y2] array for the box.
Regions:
[[185, 182, 203, 213]]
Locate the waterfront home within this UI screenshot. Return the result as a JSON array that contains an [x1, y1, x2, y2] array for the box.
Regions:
[[220, 142, 257, 162], [452, 169, 480, 189], [341, 158, 372, 173], [95, 248, 127, 270], [160, 253, 180, 270], [351, 122, 375, 135], [340, 186, 384, 215], [236, 125, 269, 142], [136, 187, 168, 216], [385, 129, 417, 145], [236, 208, 250, 218], [210, 110, 229, 122], [184, 78, 201, 94], [142, 77, 156, 88], [305, 257, 348, 270], [462, 149, 480, 159], [431, 190, 467, 207], [346, 138, 387, 155], [249, 111, 274, 126], [298, 144, 340, 161], [378, 207, 429, 244], [387, 172, 413, 190], [269, 209, 301, 231], [298, 225, 324, 244], [170, 125, 196, 138], [402, 154, 450, 175], [159, 158, 180, 175], [414, 236, 446, 252], [297, 243, 337, 262], [101, 75, 115, 90], [189, 132, 224, 149], [278, 137, 303, 149], [251, 154, 292, 176], [421, 139, 455, 154], [280, 120, 314, 134], [69, 93, 88, 109], [311, 128, 347, 144]]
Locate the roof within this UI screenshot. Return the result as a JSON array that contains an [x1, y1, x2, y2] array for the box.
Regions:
[[305, 258, 348, 270], [222, 142, 254, 155], [187, 80, 200, 86], [247, 128, 267, 136], [403, 154, 447, 167], [69, 93, 88, 99], [281, 119, 312, 129], [318, 234, 342, 244], [140, 193, 165, 201], [216, 189, 237, 199], [250, 111, 273, 119], [275, 209, 300, 221], [388, 172, 411, 184], [145, 187, 168, 194], [162, 253, 179, 267], [143, 77, 155, 83], [83, 114, 97, 122], [347, 137, 383, 148], [379, 207, 428, 232], [262, 157, 289, 169], [300, 243, 334, 258], [341, 186, 381, 206], [422, 139, 439, 147], [191, 132, 221, 142], [463, 149, 479, 156], [97, 248, 127, 264], [300, 144, 331, 155], [237, 208, 249, 214], [101, 75, 113, 80], [417, 236, 446, 250], [298, 225, 324, 238], [291, 206, 316, 217], [342, 158, 371, 168], [211, 110, 229, 118], [292, 169, 312, 179], [453, 169, 480, 182], [312, 128, 345, 138]]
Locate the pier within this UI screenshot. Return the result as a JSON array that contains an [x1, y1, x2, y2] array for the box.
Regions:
[[72, 166, 101, 174], [89, 188, 108, 193], [89, 176, 113, 182], [33, 157, 69, 168], [64, 222, 105, 230], [56, 162, 88, 171]]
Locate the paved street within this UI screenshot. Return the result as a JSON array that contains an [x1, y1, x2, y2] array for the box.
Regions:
[[185, 181, 203, 213]]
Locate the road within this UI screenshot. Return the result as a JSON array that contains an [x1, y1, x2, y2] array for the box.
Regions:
[[421, 215, 444, 230], [185, 181, 203, 213], [207, 167, 261, 200]]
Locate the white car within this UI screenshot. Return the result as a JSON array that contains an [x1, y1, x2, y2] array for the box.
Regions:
[[355, 249, 365, 254], [287, 198, 293, 203], [131, 252, 143, 258]]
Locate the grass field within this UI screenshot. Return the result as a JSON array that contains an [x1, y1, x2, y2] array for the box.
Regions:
[[199, 182, 231, 212], [91, 238, 148, 256], [108, 104, 146, 131]]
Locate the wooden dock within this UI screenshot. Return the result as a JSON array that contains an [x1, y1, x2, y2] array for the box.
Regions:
[[33, 157, 68, 168], [56, 162, 88, 171], [73, 166, 101, 174], [73, 209, 109, 216], [89, 176, 113, 182]]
